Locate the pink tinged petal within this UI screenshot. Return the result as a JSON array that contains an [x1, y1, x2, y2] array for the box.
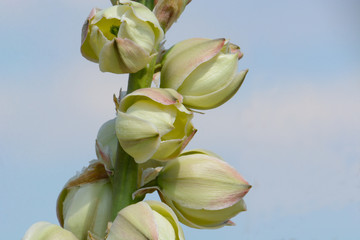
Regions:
[[119, 88, 183, 112], [99, 38, 153, 74], [81, 8, 99, 46], [182, 69, 248, 110], [228, 43, 243, 60], [107, 202, 159, 240], [146, 201, 185, 240], [161, 38, 210, 63], [158, 154, 251, 210], [224, 220, 236, 226], [160, 38, 226, 90], [95, 140, 113, 171], [81, 9, 103, 63]]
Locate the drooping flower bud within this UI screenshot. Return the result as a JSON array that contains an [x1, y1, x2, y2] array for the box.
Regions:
[[56, 161, 112, 240], [153, 0, 191, 32], [136, 149, 251, 229], [81, 1, 164, 74], [22, 222, 78, 240], [107, 201, 184, 240], [115, 88, 196, 163], [160, 38, 248, 110]]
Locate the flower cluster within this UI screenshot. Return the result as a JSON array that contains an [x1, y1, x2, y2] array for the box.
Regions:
[[23, 0, 250, 239]]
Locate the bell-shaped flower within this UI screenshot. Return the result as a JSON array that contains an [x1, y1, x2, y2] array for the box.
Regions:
[[153, 0, 191, 32], [81, 1, 164, 74], [22, 222, 78, 240], [115, 88, 196, 163], [160, 38, 248, 110], [136, 149, 251, 229], [107, 201, 184, 240], [56, 161, 112, 240]]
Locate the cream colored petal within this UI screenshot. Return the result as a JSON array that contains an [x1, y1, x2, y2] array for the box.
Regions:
[[119, 10, 155, 54], [107, 202, 158, 240], [92, 5, 129, 24], [151, 139, 183, 161], [153, 211, 176, 240], [147, 201, 185, 240], [178, 53, 238, 96], [115, 111, 160, 163], [183, 69, 248, 110], [159, 154, 250, 210], [126, 100, 176, 136], [89, 25, 110, 59], [180, 149, 223, 159], [162, 38, 210, 64], [161, 110, 189, 140], [160, 38, 226, 90], [99, 38, 152, 74], [62, 180, 112, 240], [119, 88, 183, 112], [23, 222, 79, 240], [128, 1, 162, 28], [128, 1, 164, 42], [173, 199, 246, 229]]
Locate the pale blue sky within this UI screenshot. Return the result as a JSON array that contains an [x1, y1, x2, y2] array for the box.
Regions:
[[1, 0, 359, 239]]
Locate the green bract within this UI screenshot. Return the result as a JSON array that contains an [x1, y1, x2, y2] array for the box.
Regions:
[[115, 88, 196, 163], [22, 222, 78, 240], [107, 201, 185, 240], [81, 0, 164, 74], [156, 150, 251, 229], [56, 161, 112, 240], [160, 38, 248, 110]]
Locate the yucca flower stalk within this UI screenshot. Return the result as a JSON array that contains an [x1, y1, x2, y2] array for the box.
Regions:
[[23, 0, 252, 239]]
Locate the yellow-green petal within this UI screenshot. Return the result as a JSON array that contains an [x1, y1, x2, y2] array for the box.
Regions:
[[182, 69, 248, 109]]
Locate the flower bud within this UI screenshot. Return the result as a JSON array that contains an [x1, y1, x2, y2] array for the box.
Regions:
[[56, 161, 112, 240], [152, 150, 251, 229], [115, 88, 196, 163], [153, 0, 191, 32], [160, 38, 248, 110], [96, 118, 118, 170], [81, 1, 164, 74], [107, 201, 184, 240], [23, 222, 78, 240]]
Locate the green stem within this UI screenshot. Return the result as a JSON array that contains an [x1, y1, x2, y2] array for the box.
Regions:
[[135, 0, 155, 10], [110, 55, 156, 220], [127, 56, 156, 93], [110, 143, 138, 220]]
